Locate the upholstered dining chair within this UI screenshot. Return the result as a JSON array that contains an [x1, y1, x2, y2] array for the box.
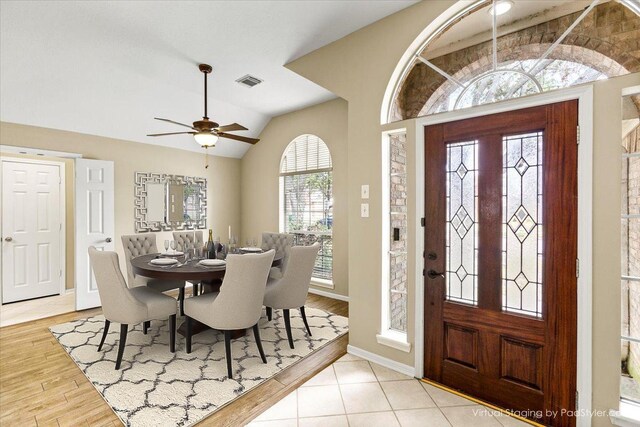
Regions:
[[263, 243, 320, 349], [173, 230, 204, 252], [173, 230, 204, 296], [121, 234, 186, 316], [260, 232, 294, 279], [184, 250, 275, 379], [88, 246, 177, 370]]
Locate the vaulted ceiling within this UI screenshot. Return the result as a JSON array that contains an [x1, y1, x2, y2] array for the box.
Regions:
[[0, 1, 417, 158]]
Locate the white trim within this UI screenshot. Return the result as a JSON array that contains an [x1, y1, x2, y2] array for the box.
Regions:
[[0, 144, 82, 159], [308, 287, 349, 302], [412, 85, 594, 426], [610, 401, 640, 427], [376, 332, 411, 353], [347, 344, 415, 377], [0, 157, 67, 303], [380, 128, 410, 350], [310, 277, 334, 289]]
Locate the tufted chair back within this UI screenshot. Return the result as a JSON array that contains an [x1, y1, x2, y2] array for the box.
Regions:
[[121, 234, 159, 286], [172, 230, 204, 252], [261, 232, 294, 273]]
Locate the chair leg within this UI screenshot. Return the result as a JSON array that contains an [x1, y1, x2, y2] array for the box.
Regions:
[[169, 314, 176, 353], [253, 324, 267, 363], [193, 283, 199, 297], [98, 319, 110, 351], [186, 316, 192, 353], [300, 306, 312, 336], [143, 321, 150, 335], [179, 287, 185, 316], [224, 330, 233, 379], [115, 324, 128, 370], [283, 309, 294, 349], [266, 306, 272, 321]]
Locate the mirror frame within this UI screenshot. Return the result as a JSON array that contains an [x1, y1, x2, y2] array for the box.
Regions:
[[134, 172, 207, 232]]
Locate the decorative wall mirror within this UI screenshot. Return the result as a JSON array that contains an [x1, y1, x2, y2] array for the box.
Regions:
[[134, 172, 207, 232]]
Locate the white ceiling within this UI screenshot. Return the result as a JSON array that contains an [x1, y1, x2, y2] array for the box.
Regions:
[[0, 1, 417, 158]]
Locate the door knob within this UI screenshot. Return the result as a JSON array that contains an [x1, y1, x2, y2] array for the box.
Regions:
[[4, 237, 12, 242], [105, 237, 112, 243], [427, 269, 445, 279]]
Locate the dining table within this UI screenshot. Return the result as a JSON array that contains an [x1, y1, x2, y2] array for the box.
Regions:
[[130, 251, 282, 338]]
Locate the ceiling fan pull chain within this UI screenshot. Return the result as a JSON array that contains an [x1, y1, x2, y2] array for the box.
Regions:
[[204, 146, 209, 169]]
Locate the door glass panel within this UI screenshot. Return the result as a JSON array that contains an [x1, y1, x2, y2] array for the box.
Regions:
[[446, 140, 478, 305], [502, 131, 544, 317]]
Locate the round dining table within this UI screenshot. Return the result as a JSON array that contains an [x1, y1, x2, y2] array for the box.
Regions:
[[130, 252, 282, 337], [131, 253, 227, 283]]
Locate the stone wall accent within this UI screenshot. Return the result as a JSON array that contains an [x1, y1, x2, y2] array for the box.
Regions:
[[394, 1, 640, 120], [390, 133, 408, 332], [624, 124, 640, 380]]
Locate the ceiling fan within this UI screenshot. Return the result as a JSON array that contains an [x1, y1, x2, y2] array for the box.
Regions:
[[147, 63, 260, 149]]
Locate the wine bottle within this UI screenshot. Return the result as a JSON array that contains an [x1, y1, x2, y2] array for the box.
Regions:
[[207, 229, 216, 259]]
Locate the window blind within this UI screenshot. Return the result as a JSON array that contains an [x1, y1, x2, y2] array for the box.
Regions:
[[280, 134, 332, 175]]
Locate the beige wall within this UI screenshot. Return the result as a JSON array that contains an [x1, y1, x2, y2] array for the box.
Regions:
[[0, 122, 241, 288], [241, 98, 349, 297], [0, 151, 75, 290], [285, 0, 640, 422]]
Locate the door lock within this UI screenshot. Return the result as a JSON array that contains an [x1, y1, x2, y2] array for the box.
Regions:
[[105, 237, 112, 243], [427, 269, 445, 279], [4, 237, 13, 242]]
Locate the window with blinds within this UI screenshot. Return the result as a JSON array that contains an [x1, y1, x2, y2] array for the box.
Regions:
[[280, 134, 333, 282]]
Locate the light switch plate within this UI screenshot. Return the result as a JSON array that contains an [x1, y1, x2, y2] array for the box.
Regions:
[[361, 184, 370, 199], [361, 203, 369, 218]]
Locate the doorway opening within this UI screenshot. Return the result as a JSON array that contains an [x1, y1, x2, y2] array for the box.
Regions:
[[1, 155, 73, 325]]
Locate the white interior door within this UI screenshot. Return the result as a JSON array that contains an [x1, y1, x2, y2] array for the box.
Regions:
[[75, 159, 114, 310], [2, 160, 62, 303]]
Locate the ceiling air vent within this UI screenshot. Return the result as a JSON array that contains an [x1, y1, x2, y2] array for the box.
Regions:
[[236, 74, 263, 88]]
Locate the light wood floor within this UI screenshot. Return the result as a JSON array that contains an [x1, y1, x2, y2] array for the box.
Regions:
[[0, 293, 348, 427]]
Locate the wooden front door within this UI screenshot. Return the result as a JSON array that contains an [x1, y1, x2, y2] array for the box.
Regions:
[[423, 101, 578, 426]]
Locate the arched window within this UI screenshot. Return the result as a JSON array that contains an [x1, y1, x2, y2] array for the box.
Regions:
[[386, 0, 639, 122], [280, 134, 333, 282]]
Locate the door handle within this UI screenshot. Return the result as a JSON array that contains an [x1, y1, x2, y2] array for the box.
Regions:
[[4, 237, 12, 242], [427, 269, 445, 279], [105, 237, 112, 243]]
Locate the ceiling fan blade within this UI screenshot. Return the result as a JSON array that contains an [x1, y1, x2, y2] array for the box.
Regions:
[[215, 123, 248, 132], [147, 131, 196, 137], [154, 117, 197, 130], [217, 132, 260, 144]]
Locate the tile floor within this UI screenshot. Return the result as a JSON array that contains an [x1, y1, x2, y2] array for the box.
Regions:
[[248, 353, 530, 427], [0, 291, 75, 327]]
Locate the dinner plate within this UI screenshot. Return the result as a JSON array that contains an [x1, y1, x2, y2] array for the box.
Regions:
[[199, 259, 226, 267], [150, 258, 179, 266], [240, 247, 262, 253], [160, 251, 184, 257]]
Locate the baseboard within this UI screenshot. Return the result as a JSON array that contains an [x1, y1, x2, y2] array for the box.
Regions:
[[347, 344, 416, 377], [308, 287, 349, 302]]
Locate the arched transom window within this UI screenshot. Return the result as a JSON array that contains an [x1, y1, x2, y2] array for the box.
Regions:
[[388, 0, 640, 122], [280, 134, 333, 282]]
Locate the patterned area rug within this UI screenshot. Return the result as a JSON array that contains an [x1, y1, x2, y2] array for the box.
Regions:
[[50, 307, 348, 427]]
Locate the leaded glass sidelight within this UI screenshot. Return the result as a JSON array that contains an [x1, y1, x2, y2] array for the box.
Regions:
[[446, 141, 478, 305], [502, 132, 544, 317]]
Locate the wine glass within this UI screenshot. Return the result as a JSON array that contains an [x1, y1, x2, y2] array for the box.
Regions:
[[164, 239, 169, 254], [170, 240, 176, 254]]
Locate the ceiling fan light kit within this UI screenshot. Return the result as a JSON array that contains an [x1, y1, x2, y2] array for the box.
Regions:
[[194, 131, 218, 147], [147, 63, 260, 166]]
